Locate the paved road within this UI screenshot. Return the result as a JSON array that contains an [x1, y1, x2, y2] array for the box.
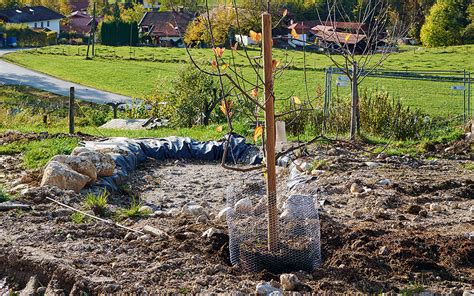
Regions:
[[0, 49, 133, 104]]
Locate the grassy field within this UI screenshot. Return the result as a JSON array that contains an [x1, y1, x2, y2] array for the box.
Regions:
[[3, 44, 474, 117]]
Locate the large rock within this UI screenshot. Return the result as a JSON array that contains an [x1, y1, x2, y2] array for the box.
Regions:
[[72, 147, 115, 177], [41, 161, 91, 193], [50, 155, 97, 182]]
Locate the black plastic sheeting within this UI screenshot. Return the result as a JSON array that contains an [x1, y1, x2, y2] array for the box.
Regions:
[[83, 134, 262, 192]]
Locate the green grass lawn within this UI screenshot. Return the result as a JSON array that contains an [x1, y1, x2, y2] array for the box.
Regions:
[[2, 44, 474, 117]]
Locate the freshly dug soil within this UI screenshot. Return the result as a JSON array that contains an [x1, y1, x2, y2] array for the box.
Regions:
[[0, 133, 473, 294]]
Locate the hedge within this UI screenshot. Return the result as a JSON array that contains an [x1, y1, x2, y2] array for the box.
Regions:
[[100, 20, 138, 46], [0, 23, 57, 47]]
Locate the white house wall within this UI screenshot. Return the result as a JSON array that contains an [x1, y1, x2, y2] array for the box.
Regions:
[[24, 19, 61, 33]]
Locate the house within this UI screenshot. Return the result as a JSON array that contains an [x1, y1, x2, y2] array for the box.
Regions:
[[310, 21, 369, 52], [68, 0, 89, 11], [138, 10, 193, 47], [62, 10, 99, 36], [287, 20, 320, 47], [0, 6, 65, 34]]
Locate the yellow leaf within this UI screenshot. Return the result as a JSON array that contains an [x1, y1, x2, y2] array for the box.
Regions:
[[293, 96, 301, 105], [345, 34, 351, 42], [272, 59, 280, 72], [221, 63, 229, 70], [291, 28, 299, 40], [220, 100, 227, 114], [282, 9, 288, 17], [211, 59, 218, 69], [216, 125, 223, 132], [249, 30, 262, 42], [251, 87, 258, 98], [254, 125, 263, 142], [213, 47, 225, 58]]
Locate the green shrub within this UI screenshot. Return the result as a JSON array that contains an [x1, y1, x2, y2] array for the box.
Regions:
[[462, 23, 474, 44], [2, 23, 57, 47], [84, 190, 109, 217], [71, 212, 90, 224], [0, 187, 11, 203], [100, 20, 138, 46], [117, 197, 150, 219]]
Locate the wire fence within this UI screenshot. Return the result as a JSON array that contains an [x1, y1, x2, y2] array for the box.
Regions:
[[324, 68, 472, 125]]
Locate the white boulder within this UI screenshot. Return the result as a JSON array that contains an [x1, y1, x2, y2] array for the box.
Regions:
[[41, 161, 91, 193]]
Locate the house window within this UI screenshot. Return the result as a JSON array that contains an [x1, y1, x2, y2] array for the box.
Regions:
[[34, 22, 37, 28], [41, 21, 43, 28], [47, 21, 50, 26]]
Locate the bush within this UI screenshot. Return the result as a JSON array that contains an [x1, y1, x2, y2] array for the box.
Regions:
[[462, 23, 474, 44], [281, 90, 430, 140], [84, 190, 109, 217], [149, 64, 222, 127]]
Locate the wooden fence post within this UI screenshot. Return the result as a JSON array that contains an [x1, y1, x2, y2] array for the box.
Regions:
[[69, 87, 75, 134], [262, 12, 278, 253]]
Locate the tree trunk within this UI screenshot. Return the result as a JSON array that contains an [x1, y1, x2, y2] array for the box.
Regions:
[[350, 62, 359, 140]]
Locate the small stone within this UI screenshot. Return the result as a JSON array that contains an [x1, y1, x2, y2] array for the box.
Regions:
[[377, 179, 392, 186], [234, 197, 253, 213], [311, 169, 325, 177], [350, 182, 364, 194], [144, 175, 153, 183], [167, 208, 180, 217], [429, 203, 442, 212], [378, 246, 389, 256], [364, 161, 380, 168], [217, 207, 233, 221], [196, 214, 208, 224], [181, 204, 205, 217], [139, 205, 153, 214], [280, 273, 300, 291], [352, 210, 364, 219], [20, 276, 38, 296], [256, 282, 283, 296], [142, 226, 169, 239], [202, 227, 222, 239]]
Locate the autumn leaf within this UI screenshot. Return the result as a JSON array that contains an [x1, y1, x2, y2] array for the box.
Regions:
[[211, 59, 218, 69], [220, 100, 233, 117], [251, 87, 258, 98], [231, 42, 238, 51], [272, 59, 280, 72], [213, 47, 225, 58], [221, 63, 229, 70], [291, 28, 299, 40], [254, 125, 263, 142], [249, 30, 262, 42], [282, 9, 288, 17], [292, 96, 301, 105], [216, 125, 223, 132], [220, 100, 227, 114], [345, 34, 351, 42]]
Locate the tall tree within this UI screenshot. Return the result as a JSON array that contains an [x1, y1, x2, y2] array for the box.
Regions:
[[420, 0, 465, 47]]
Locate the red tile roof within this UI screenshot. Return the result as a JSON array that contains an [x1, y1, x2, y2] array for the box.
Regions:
[[139, 11, 194, 37]]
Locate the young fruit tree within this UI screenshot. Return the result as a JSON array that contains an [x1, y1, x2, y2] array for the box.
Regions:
[[308, 0, 407, 139]]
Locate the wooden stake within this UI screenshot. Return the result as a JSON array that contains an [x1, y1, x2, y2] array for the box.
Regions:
[[350, 62, 359, 140], [262, 12, 278, 252], [69, 87, 75, 134]]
